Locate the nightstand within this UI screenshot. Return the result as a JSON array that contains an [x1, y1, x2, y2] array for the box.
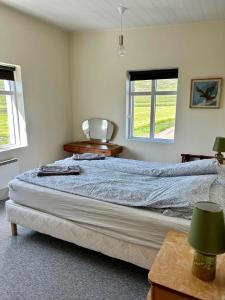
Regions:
[[63, 141, 123, 157], [181, 153, 224, 164], [148, 231, 225, 300]]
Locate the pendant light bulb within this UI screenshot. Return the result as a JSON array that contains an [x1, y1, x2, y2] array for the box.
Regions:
[[117, 5, 127, 57], [118, 34, 125, 56]]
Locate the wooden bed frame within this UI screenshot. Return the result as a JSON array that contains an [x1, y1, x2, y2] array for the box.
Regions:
[[11, 223, 17, 236]]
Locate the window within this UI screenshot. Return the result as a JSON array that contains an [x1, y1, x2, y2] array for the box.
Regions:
[[127, 69, 178, 142], [0, 64, 27, 151]]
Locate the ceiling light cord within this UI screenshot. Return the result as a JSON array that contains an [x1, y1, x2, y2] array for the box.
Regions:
[[120, 12, 123, 35]]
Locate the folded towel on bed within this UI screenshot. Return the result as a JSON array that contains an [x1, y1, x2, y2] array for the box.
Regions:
[[37, 165, 80, 176], [73, 153, 105, 160]]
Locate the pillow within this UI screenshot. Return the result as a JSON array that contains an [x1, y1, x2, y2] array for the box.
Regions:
[[148, 158, 219, 177]]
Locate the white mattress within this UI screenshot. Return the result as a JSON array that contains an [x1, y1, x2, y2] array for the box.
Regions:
[[9, 178, 190, 249]]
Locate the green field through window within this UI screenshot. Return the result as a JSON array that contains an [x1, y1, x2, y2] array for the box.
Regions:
[[154, 95, 176, 139], [133, 95, 176, 138], [0, 95, 10, 145], [132, 79, 177, 139], [133, 96, 151, 137]]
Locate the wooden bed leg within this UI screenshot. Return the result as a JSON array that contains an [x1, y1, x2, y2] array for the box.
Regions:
[[11, 223, 17, 236]]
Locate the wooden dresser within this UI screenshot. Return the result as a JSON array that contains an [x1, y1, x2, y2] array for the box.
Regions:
[[64, 141, 123, 157], [148, 231, 225, 300]]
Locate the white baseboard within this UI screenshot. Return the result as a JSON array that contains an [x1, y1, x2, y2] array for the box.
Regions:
[[0, 157, 19, 201], [0, 187, 9, 201]]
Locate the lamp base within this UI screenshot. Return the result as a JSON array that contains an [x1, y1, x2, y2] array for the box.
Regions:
[[215, 152, 224, 164], [192, 251, 216, 281]]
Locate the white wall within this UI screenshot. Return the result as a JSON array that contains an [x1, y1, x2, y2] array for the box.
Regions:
[[0, 4, 73, 171], [70, 21, 225, 163], [1, 6, 224, 166]]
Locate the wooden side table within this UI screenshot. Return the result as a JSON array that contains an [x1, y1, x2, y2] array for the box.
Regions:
[[181, 153, 225, 164], [148, 231, 225, 300], [63, 141, 123, 157], [181, 154, 215, 163]]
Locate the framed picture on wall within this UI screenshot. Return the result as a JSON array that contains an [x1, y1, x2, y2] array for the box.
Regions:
[[190, 78, 222, 108]]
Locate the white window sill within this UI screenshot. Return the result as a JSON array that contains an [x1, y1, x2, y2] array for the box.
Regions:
[[0, 143, 28, 153], [127, 137, 175, 144]]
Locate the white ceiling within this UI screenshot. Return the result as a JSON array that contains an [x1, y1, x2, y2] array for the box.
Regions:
[[1, 0, 225, 31]]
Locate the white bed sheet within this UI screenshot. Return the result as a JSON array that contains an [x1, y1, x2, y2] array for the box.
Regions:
[[9, 179, 190, 249]]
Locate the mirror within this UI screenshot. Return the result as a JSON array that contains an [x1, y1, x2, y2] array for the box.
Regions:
[[82, 118, 114, 143]]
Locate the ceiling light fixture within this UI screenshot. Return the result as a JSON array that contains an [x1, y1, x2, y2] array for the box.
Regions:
[[117, 5, 128, 57]]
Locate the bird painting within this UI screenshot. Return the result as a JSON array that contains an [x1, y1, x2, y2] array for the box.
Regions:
[[190, 79, 221, 108], [195, 83, 217, 103]]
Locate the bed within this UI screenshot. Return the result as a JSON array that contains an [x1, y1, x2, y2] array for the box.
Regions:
[[5, 156, 225, 269]]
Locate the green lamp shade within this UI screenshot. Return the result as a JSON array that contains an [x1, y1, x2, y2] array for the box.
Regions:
[[188, 202, 225, 255], [213, 137, 225, 152]]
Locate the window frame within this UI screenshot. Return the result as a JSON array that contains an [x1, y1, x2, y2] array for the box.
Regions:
[[126, 71, 178, 143], [0, 63, 27, 152]]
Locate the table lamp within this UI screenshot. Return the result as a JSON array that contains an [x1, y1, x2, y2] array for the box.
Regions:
[[188, 201, 225, 281], [213, 136, 225, 164]]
